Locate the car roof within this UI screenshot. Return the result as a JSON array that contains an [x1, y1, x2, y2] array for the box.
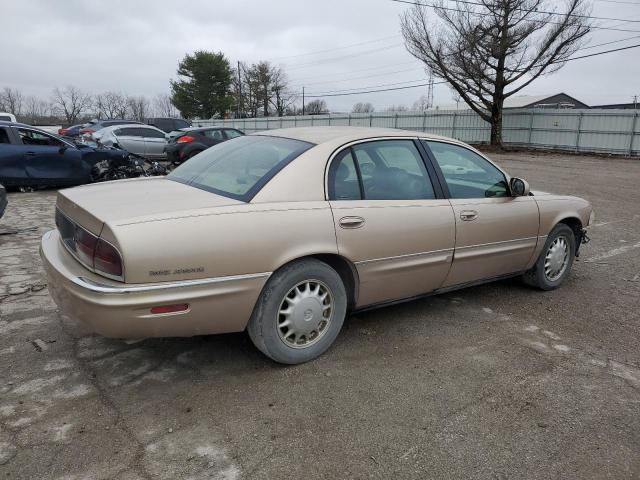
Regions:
[[0, 120, 30, 128], [101, 124, 164, 133], [253, 126, 452, 145]]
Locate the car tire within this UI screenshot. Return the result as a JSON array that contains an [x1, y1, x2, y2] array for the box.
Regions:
[[523, 223, 576, 290], [247, 259, 347, 364]]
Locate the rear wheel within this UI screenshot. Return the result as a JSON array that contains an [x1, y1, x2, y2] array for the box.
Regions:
[[523, 223, 576, 290], [247, 259, 347, 364]]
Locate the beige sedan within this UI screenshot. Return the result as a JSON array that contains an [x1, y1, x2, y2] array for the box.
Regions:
[[40, 127, 592, 364]]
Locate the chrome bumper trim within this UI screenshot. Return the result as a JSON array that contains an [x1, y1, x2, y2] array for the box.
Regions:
[[71, 272, 272, 294]]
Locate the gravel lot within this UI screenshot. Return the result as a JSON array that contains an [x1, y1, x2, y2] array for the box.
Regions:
[[1, 150, 639, 480]]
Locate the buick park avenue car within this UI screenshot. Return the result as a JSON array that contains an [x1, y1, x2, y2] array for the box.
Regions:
[[40, 127, 592, 364]]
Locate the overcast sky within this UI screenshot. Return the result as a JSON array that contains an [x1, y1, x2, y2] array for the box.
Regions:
[[2, 0, 640, 112]]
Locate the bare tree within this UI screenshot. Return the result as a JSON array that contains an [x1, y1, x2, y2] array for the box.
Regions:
[[412, 96, 431, 112], [51, 86, 93, 125], [270, 66, 297, 117], [23, 95, 51, 124], [127, 96, 150, 122], [352, 102, 375, 113], [153, 93, 180, 118], [1, 87, 24, 115], [95, 91, 128, 119], [305, 99, 328, 115], [401, 0, 591, 146], [449, 87, 462, 109]]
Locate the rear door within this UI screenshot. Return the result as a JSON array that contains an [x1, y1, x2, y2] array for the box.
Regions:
[[15, 127, 85, 185], [114, 127, 146, 156], [329, 139, 455, 307], [423, 140, 539, 287], [141, 127, 168, 159]]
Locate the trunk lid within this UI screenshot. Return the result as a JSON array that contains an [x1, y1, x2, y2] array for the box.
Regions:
[[56, 177, 242, 235]]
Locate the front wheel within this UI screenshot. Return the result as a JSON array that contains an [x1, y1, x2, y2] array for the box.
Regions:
[[247, 259, 347, 364], [523, 223, 576, 290]]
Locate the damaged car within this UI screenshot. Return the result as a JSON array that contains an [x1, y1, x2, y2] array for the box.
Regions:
[[40, 127, 593, 364], [0, 121, 146, 188]]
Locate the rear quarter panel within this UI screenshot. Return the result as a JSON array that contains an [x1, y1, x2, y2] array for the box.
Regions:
[[107, 202, 338, 284]]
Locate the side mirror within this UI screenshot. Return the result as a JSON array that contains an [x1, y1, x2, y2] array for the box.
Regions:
[[510, 177, 530, 197]]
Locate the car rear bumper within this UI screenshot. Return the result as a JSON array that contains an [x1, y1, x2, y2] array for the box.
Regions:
[[164, 144, 182, 163], [40, 229, 270, 338]]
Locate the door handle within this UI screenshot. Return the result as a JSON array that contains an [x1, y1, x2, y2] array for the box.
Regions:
[[25, 151, 36, 156], [460, 210, 478, 221], [339, 216, 365, 229]]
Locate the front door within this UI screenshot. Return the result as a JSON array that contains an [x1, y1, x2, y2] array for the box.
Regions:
[[328, 139, 456, 307], [423, 140, 540, 287], [141, 128, 168, 159], [16, 127, 84, 186]]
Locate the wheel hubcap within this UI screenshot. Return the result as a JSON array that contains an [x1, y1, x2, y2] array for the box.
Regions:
[[277, 280, 333, 348], [544, 236, 569, 281]]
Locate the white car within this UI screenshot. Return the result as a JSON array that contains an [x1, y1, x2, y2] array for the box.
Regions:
[[0, 112, 17, 122], [92, 124, 169, 160]]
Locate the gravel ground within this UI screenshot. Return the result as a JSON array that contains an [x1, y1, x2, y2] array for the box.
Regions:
[[0, 151, 639, 480]]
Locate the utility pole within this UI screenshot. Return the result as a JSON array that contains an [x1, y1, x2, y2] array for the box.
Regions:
[[634, 95, 638, 110], [302, 86, 305, 116], [237, 61, 242, 119]]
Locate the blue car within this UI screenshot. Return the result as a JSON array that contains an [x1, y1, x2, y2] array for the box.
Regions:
[[0, 121, 130, 188]]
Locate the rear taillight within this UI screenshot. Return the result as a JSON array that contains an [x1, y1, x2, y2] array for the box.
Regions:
[[58, 128, 67, 135], [94, 239, 123, 278], [80, 128, 95, 134], [177, 135, 194, 143], [75, 226, 98, 266]]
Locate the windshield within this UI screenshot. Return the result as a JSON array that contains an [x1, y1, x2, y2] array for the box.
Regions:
[[167, 135, 313, 201]]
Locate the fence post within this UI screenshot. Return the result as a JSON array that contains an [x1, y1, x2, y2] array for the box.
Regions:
[[294, 116, 297, 127], [369, 114, 373, 127], [527, 110, 535, 147], [452, 111, 458, 139], [630, 112, 639, 156], [348, 114, 351, 126], [422, 111, 427, 133], [575, 111, 584, 152], [394, 113, 398, 129], [311, 115, 314, 126]]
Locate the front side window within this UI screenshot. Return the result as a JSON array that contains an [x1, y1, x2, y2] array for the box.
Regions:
[[425, 141, 508, 199], [330, 140, 435, 201], [0, 128, 10, 144], [168, 135, 313, 201], [225, 129, 243, 139], [18, 128, 65, 147], [329, 149, 361, 200]]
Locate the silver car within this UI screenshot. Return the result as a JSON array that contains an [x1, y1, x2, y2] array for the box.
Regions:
[[92, 124, 168, 160]]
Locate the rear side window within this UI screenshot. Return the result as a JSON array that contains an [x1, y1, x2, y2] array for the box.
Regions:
[[168, 135, 313, 201], [329, 140, 436, 201], [142, 128, 166, 139]]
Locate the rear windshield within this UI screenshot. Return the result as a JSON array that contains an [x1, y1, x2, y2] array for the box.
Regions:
[[167, 135, 313, 201]]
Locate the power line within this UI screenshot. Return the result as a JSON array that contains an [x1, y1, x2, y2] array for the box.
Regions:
[[309, 78, 430, 95], [267, 35, 401, 61], [390, 0, 640, 32], [284, 44, 404, 69], [301, 42, 640, 97], [394, 0, 640, 23], [290, 66, 424, 88]]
